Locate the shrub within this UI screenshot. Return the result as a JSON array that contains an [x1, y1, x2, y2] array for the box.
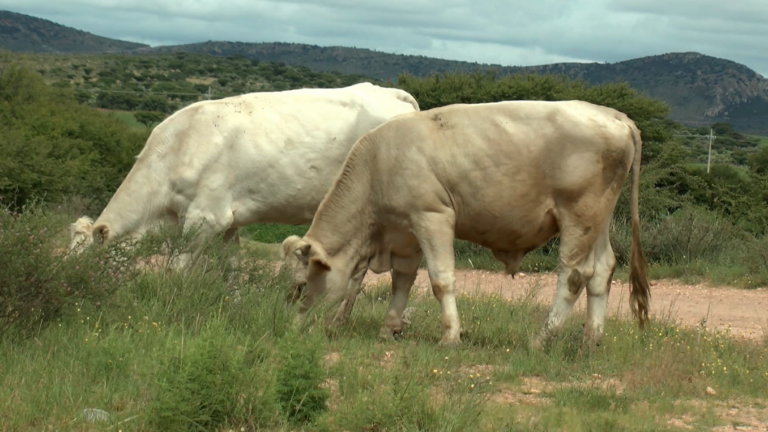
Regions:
[[275, 331, 329, 425], [0, 63, 147, 209], [740, 235, 768, 288], [134, 110, 165, 128], [147, 320, 255, 432], [138, 95, 170, 113], [0, 202, 136, 341]]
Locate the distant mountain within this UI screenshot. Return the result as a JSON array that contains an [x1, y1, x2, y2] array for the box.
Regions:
[[1, 11, 766, 133], [523, 53, 768, 133], [0, 10, 148, 53], [143, 42, 768, 133]]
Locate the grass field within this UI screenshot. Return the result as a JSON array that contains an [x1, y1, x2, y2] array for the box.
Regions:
[[2, 208, 767, 432], [96, 108, 147, 130], [685, 162, 753, 179], [746, 135, 768, 147]]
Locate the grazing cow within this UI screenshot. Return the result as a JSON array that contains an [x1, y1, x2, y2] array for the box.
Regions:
[[69, 83, 420, 274], [281, 99, 651, 348]]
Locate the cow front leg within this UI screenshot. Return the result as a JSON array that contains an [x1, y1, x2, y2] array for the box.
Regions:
[[222, 226, 244, 302], [178, 206, 235, 271], [330, 266, 368, 327], [378, 252, 422, 341], [378, 269, 417, 341], [412, 212, 461, 347]]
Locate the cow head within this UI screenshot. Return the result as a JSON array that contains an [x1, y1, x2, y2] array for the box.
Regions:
[[280, 235, 328, 301], [69, 217, 113, 256], [280, 235, 348, 314], [69, 216, 95, 254]]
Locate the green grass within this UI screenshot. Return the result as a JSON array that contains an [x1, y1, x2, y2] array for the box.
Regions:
[[2, 260, 767, 431], [685, 162, 752, 180], [747, 135, 768, 147], [97, 108, 146, 130], [2, 208, 767, 432]]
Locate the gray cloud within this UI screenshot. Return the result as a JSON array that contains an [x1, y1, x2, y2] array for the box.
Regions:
[[1, 0, 766, 75]]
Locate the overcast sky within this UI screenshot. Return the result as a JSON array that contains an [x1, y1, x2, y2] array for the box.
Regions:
[[2, 0, 767, 76]]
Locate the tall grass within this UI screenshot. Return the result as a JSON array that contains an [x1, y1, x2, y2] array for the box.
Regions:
[[1, 206, 767, 431]]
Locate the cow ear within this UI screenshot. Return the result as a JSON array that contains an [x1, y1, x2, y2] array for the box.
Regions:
[[308, 243, 331, 271], [281, 235, 309, 263], [294, 243, 312, 265], [310, 256, 331, 272], [94, 225, 109, 246]]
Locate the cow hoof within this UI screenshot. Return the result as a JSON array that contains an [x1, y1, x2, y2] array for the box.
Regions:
[[377, 327, 399, 342], [530, 336, 545, 352], [437, 335, 462, 348]]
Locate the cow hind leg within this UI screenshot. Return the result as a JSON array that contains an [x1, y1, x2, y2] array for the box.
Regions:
[[584, 221, 616, 348], [411, 212, 462, 347], [532, 219, 600, 350]]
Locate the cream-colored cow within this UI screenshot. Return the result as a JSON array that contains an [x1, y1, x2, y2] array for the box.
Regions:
[[281, 99, 651, 348], [69, 83, 420, 272]]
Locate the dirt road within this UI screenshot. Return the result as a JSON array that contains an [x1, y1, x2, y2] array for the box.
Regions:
[[358, 269, 767, 341]]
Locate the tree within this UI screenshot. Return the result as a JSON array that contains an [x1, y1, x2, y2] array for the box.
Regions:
[[0, 63, 147, 210], [134, 111, 165, 128], [138, 95, 170, 113], [748, 146, 768, 175]]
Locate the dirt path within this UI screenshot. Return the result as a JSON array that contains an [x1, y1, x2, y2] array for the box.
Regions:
[[357, 269, 768, 341]]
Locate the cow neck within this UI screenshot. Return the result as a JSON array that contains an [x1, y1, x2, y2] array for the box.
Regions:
[[304, 142, 374, 260]]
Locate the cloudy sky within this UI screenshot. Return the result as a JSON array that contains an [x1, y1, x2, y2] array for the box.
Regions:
[[2, 0, 767, 76]]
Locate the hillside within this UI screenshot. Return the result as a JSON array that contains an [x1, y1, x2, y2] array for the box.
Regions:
[[144, 42, 768, 134], [13, 51, 372, 113], [0, 10, 766, 133], [524, 52, 768, 132], [0, 10, 148, 53], [141, 41, 496, 80]]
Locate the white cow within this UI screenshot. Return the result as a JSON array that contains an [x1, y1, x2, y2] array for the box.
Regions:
[[281, 99, 651, 348], [69, 82, 420, 273]]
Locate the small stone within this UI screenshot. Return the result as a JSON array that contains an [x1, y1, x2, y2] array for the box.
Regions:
[[82, 408, 110, 423], [705, 386, 716, 396]]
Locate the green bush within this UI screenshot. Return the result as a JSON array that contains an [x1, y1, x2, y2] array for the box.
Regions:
[[0, 202, 136, 341], [0, 63, 148, 210], [147, 320, 257, 432], [275, 331, 330, 425]]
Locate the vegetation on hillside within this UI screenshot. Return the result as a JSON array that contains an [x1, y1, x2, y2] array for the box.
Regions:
[[2, 57, 768, 287], [0, 60, 148, 209], [9, 51, 373, 118], [2, 9, 767, 133], [145, 43, 768, 134]]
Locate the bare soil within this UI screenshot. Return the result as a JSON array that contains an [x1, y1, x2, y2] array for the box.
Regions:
[[358, 269, 768, 341]]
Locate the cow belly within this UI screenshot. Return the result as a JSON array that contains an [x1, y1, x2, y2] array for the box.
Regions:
[[455, 207, 558, 252]]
